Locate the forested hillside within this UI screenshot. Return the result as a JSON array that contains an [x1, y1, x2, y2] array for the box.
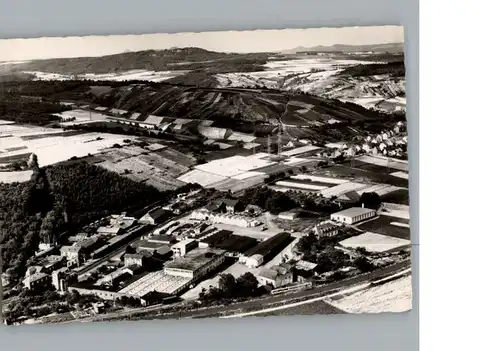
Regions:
[[0, 161, 166, 281]]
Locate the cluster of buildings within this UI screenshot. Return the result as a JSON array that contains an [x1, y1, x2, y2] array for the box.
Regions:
[[321, 121, 408, 159], [190, 208, 261, 228]]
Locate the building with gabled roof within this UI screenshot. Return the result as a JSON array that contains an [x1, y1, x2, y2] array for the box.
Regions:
[[139, 207, 170, 225]]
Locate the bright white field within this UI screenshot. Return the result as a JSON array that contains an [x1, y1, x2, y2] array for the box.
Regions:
[[0, 123, 136, 168], [390, 171, 409, 179], [329, 275, 412, 313], [320, 182, 367, 198], [0, 170, 33, 183], [357, 155, 409, 172], [339, 232, 411, 252], [26, 70, 189, 82], [194, 155, 273, 178], [291, 174, 349, 185], [276, 180, 328, 191], [177, 169, 228, 187]]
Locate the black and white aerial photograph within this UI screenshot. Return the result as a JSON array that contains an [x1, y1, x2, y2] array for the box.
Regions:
[[0, 25, 411, 325]]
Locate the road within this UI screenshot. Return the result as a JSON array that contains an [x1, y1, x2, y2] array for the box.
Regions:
[[74, 259, 410, 323]]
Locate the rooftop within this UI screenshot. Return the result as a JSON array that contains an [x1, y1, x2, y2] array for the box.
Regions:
[[146, 207, 170, 221], [164, 247, 225, 272], [332, 207, 376, 218], [295, 260, 318, 271]]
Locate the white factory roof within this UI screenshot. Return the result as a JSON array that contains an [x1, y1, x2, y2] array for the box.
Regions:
[[280, 145, 321, 157], [332, 207, 376, 218]]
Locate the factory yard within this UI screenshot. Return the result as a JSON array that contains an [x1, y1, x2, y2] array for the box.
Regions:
[[329, 275, 412, 314]]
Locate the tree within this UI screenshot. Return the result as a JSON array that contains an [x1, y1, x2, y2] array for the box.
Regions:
[[236, 272, 259, 297], [218, 274, 237, 297], [359, 192, 381, 210], [354, 257, 375, 273]]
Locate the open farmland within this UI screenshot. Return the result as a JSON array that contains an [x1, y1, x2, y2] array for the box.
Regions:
[[329, 275, 412, 313], [355, 155, 408, 172], [315, 164, 409, 188], [339, 232, 411, 252], [0, 122, 136, 168], [90, 144, 195, 191], [357, 215, 411, 240]]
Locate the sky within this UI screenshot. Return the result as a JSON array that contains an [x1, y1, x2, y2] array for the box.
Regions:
[[0, 26, 404, 62]]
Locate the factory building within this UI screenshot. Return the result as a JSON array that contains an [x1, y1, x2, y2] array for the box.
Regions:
[[239, 232, 292, 268], [330, 207, 377, 225], [164, 248, 226, 280], [171, 239, 198, 258]]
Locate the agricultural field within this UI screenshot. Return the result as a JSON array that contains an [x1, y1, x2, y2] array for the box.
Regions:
[[339, 232, 411, 253], [357, 215, 411, 240], [91, 144, 195, 191], [355, 155, 408, 172], [0, 121, 136, 169], [0, 170, 33, 183], [347, 159, 404, 174], [315, 164, 409, 188], [329, 275, 412, 314]]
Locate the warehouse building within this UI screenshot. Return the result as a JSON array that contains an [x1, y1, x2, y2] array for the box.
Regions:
[[198, 230, 232, 249], [239, 232, 292, 268], [164, 247, 226, 281], [330, 207, 377, 225]]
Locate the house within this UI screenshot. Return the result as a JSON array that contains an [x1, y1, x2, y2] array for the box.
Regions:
[[23, 267, 51, 290], [139, 207, 170, 225], [257, 264, 294, 288], [371, 147, 379, 155], [205, 200, 225, 213], [222, 199, 243, 214], [52, 267, 69, 292], [313, 221, 339, 237], [294, 260, 318, 282], [124, 253, 144, 267]]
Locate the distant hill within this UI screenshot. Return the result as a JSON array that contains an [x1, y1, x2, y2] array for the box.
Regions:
[[11, 47, 271, 75], [281, 42, 404, 54]]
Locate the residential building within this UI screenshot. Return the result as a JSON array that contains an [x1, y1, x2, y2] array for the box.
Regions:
[[295, 260, 318, 282], [139, 207, 170, 225], [222, 199, 243, 214], [23, 267, 51, 290], [124, 253, 144, 267], [313, 221, 339, 237], [52, 267, 69, 292], [257, 264, 294, 288], [330, 207, 377, 225]]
